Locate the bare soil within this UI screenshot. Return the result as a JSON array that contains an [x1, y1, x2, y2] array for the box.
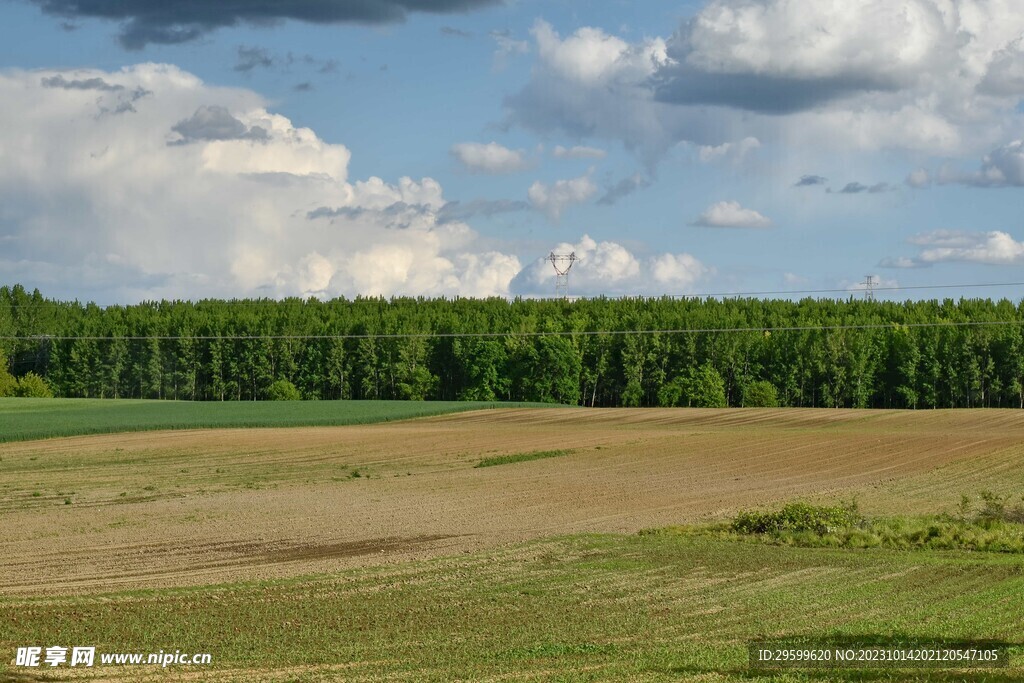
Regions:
[[2, 408, 1023, 595]]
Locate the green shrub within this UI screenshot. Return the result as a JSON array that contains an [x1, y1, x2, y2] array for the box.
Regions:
[[722, 494, 1024, 554], [689, 365, 727, 408], [1007, 501, 1024, 524], [959, 491, 1024, 524], [266, 380, 301, 401], [742, 380, 779, 408], [731, 502, 864, 535], [979, 490, 1008, 523], [656, 377, 686, 407], [15, 372, 53, 398], [0, 371, 15, 397]]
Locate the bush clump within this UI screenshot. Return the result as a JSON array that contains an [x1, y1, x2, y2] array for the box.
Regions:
[[742, 380, 779, 408], [266, 379, 301, 401], [15, 372, 53, 398], [958, 491, 1024, 525], [722, 493, 1024, 555], [732, 501, 865, 535], [1, 354, 54, 398], [0, 370, 16, 397]]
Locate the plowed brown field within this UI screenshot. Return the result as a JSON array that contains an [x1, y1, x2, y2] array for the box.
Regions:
[[2, 408, 1023, 595]]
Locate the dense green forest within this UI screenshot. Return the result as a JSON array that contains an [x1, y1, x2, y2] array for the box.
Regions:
[[2, 284, 1024, 408]]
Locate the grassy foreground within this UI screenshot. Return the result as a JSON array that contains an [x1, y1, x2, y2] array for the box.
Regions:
[[0, 398, 554, 443], [1, 534, 1021, 682], [656, 500, 1024, 554]]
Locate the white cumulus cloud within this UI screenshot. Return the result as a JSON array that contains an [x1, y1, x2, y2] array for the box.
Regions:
[[450, 141, 530, 174], [783, 272, 809, 285], [506, 3, 1024, 162], [0, 64, 526, 301], [908, 140, 1024, 187], [505, 19, 679, 161], [845, 275, 899, 293], [527, 173, 598, 221], [679, 0, 961, 85], [0, 63, 725, 301], [510, 235, 711, 296], [907, 230, 1024, 265], [958, 140, 1024, 186], [697, 137, 761, 164], [692, 201, 773, 229]]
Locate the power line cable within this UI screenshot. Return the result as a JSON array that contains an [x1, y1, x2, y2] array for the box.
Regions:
[[683, 281, 1024, 298]]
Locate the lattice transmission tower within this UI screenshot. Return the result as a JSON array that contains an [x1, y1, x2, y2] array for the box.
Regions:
[[548, 252, 579, 299], [861, 275, 875, 302]]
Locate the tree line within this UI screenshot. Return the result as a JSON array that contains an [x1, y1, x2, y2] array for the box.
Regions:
[[2, 283, 1024, 408]]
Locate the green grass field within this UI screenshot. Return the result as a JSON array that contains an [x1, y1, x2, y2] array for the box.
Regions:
[[0, 398, 555, 443], [1, 533, 1021, 682]]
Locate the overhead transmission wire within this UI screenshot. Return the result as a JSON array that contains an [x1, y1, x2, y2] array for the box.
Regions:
[[681, 281, 1024, 298], [4, 319, 1024, 342], [4, 280, 1024, 310]]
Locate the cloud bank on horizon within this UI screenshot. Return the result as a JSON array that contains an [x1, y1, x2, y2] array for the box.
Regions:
[[4, 0, 1024, 303], [0, 64, 707, 301], [506, 3, 1024, 159]]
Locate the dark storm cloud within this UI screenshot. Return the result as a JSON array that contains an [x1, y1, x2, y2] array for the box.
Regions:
[[234, 45, 275, 72], [436, 199, 529, 223], [794, 175, 827, 187], [42, 74, 123, 91], [232, 46, 339, 76], [650, 28, 905, 115], [307, 206, 364, 221], [307, 202, 432, 229], [29, 0, 503, 49], [98, 87, 151, 115], [597, 174, 651, 206], [169, 106, 269, 145], [839, 182, 870, 194], [43, 74, 151, 115], [832, 181, 895, 194], [652, 67, 896, 115], [440, 25, 472, 38]]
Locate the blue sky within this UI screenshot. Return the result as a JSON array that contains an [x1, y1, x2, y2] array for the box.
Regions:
[[1, 0, 1024, 303]]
